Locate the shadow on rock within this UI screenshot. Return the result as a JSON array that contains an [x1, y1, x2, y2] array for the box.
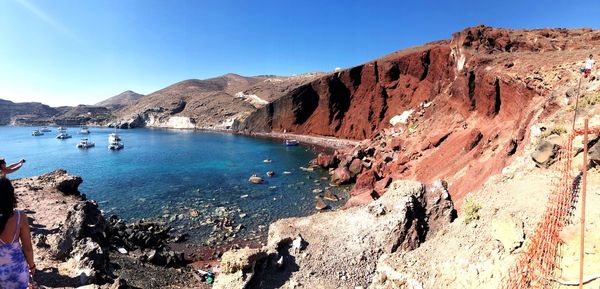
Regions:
[[247, 239, 301, 289], [34, 267, 87, 288]]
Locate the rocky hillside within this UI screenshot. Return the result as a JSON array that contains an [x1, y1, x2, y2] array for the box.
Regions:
[[0, 98, 59, 125], [242, 25, 600, 206], [113, 73, 322, 129], [95, 90, 144, 109]]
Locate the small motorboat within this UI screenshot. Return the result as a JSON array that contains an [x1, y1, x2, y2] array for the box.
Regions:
[[58, 126, 66, 131], [285, 139, 300, 146], [76, 138, 95, 149], [79, 127, 90, 134], [40, 127, 52, 132], [32, 130, 44, 136], [56, 133, 72, 139], [108, 140, 124, 150]]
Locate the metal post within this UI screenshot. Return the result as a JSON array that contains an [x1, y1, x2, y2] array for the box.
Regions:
[[579, 118, 589, 289]]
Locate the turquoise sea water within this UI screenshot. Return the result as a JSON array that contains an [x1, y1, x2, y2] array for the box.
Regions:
[[0, 126, 344, 242]]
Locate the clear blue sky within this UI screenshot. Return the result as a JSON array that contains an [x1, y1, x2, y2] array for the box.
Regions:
[[0, 0, 596, 106]]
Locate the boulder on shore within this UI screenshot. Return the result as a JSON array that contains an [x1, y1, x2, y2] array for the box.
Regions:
[[315, 153, 338, 168], [330, 167, 352, 186]]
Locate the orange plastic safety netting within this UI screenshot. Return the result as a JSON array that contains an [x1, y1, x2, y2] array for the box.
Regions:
[[500, 125, 600, 289]]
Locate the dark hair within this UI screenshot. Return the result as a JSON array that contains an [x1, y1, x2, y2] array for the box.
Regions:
[[0, 158, 5, 166], [0, 178, 16, 234], [591, 54, 594, 58]]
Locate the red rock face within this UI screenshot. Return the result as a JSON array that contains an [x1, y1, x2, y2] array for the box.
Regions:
[[242, 25, 600, 206]]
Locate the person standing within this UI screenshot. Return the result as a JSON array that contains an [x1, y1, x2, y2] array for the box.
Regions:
[[0, 177, 35, 289], [584, 54, 595, 78], [0, 158, 25, 178]]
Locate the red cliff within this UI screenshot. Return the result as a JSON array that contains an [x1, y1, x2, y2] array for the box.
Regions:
[[239, 25, 600, 205]]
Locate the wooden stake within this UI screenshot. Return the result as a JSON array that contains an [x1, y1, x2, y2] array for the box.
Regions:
[[579, 118, 589, 289]]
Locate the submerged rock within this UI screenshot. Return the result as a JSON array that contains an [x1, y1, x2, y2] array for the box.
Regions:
[[315, 198, 329, 210], [323, 190, 339, 202], [248, 175, 264, 184]]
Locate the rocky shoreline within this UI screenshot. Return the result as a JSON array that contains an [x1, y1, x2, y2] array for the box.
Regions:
[[13, 170, 199, 288]]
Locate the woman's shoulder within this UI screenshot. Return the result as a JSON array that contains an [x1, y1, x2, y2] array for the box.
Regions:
[[13, 210, 27, 221]]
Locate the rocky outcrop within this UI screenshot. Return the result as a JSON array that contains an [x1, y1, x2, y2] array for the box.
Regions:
[[214, 180, 456, 289], [213, 248, 267, 288], [48, 200, 109, 283], [50, 201, 107, 260], [37, 169, 84, 196]]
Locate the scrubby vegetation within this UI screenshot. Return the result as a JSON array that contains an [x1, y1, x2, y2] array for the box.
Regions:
[[463, 198, 482, 224]]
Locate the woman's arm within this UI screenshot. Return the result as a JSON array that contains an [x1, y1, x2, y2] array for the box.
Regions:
[[19, 212, 35, 275], [3, 160, 24, 174]]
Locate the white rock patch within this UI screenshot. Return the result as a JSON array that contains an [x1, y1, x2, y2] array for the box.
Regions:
[[389, 109, 415, 126]]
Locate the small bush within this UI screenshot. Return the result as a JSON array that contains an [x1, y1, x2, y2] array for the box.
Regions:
[[540, 125, 567, 139], [463, 198, 482, 225], [407, 122, 418, 134], [568, 93, 600, 111]]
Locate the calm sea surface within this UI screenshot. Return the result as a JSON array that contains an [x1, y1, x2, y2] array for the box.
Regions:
[[0, 126, 345, 242]]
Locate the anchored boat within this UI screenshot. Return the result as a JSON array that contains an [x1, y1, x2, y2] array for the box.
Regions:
[[40, 127, 52, 132], [32, 130, 44, 136], [76, 138, 95, 149], [108, 128, 124, 150], [79, 126, 90, 134], [285, 139, 300, 146], [108, 139, 124, 150], [56, 133, 72, 139]]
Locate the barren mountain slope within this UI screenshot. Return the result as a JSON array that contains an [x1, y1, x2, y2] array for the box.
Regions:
[[114, 73, 322, 129], [95, 90, 144, 109]]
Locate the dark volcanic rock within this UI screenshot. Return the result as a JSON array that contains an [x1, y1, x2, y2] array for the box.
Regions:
[[50, 201, 106, 260], [38, 169, 84, 196]]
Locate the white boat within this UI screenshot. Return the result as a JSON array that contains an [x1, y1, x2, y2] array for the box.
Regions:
[[76, 138, 95, 149], [108, 140, 124, 150], [108, 132, 122, 143], [40, 127, 52, 132], [58, 126, 67, 132], [56, 133, 72, 139], [79, 127, 90, 134], [285, 139, 300, 146], [32, 130, 44, 136]]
